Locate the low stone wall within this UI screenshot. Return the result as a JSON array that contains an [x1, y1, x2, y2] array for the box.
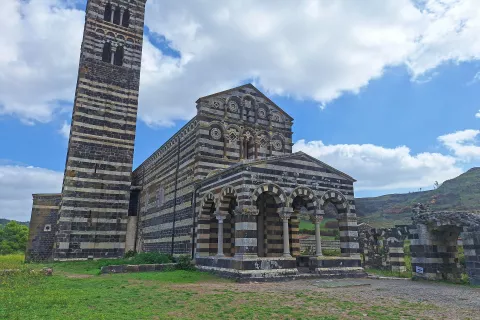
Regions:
[[100, 263, 177, 274], [300, 237, 340, 254]]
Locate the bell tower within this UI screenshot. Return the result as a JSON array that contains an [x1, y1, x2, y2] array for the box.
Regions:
[[55, 0, 147, 259]]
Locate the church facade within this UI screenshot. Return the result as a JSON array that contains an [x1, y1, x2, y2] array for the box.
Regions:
[[26, 0, 364, 280]]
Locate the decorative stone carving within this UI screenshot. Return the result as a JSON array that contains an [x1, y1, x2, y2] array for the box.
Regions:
[[272, 140, 282, 151], [270, 112, 281, 122], [225, 128, 239, 143], [210, 127, 222, 140], [258, 108, 267, 119], [258, 135, 268, 148], [212, 100, 222, 109], [228, 101, 239, 113], [244, 99, 252, 109]]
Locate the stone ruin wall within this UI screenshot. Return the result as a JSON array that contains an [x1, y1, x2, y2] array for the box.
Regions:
[[26, 194, 62, 262], [358, 207, 480, 285]]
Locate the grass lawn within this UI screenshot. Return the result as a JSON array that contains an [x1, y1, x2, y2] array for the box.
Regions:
[[0, 254, 447, 319]]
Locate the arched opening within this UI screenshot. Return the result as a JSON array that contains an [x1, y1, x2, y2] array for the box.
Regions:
[[113, 6, 121, 25], [256, 192, 284, 257], [319, 190, 353, 257], [122, 9, 130, 27], [217, 187, 238, 257], [102, 42, 112, 63], [196, 193, 216, 257], [104, 2, 112, 22], [114, 46, 124, 66]]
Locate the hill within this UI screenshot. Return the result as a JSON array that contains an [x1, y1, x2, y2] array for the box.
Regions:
[[355, 167, 480, 227], [0, 218, 29, 227]]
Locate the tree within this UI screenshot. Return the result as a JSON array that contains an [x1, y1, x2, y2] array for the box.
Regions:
[[434, 181, 440, 189], [0, 221, 29, 255]]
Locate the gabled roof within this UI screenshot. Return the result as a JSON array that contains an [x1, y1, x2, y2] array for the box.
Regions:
[[198, 151, 356, 186], [196, 83, 294, 121], [255, 151, 356, 182]]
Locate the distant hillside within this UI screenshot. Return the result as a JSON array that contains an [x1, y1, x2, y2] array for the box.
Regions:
[[356, 167, 480, 228], [0, 218, 29, 227]]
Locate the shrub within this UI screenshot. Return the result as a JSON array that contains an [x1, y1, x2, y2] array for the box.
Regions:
[[176, 255, 195, 271], [124, 250, 136, 259], [130, 252, 172, 265], [322, 249, 341, 256]]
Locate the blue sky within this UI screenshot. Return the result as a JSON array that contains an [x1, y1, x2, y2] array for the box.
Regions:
[[1, 0, 480, 221]]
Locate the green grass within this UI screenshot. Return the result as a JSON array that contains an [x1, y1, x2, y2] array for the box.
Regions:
[[365, 268, 412, 279], [0, 254, 449, 319]]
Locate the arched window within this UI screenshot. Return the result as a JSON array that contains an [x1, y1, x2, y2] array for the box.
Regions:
[[102, 42, 112, 63], [114, 46, 124, 66], [104, 2, 112, 22], [122, 9, 130, 27], [113, 6, 121, 25]]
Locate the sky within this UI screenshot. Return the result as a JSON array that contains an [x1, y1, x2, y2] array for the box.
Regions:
[[1, 0, 480, 221]]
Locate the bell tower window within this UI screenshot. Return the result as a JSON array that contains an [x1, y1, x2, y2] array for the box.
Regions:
[[114, 46, 124, 66], [104, 2, 112, 22], [102, 42, 112, 63], [113, 6, 121, 25], [122, 9, 130, 27]]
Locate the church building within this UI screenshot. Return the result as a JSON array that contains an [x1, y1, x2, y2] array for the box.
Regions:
[[26, 0, 364, 280]]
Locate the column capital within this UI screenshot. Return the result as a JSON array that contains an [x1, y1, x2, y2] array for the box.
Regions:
[[279, 207, 293, 220], [311, 214, 324, 224], [234, 205, 259, 216]]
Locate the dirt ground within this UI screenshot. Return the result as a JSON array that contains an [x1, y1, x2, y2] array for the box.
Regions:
[[173, 278, 480, 319]]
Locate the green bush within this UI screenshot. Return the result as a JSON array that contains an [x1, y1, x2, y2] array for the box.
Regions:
[[129, 252, 172, 265], [322, 249, 341, 256], [176, 255, 195, 271], [0, 222, 29, 255], [124, 250, 136, 259]]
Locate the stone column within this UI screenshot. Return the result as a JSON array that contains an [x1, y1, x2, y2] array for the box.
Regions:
[[280, 208, 293, 258], [216, 214, 225, 257], [119, 10, 124, 26], [313, 215, 324, 257], [233, 206, 259, 259]]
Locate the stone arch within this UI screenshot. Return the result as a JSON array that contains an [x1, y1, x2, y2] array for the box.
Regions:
[[288, 186, 318, 213], [252, 183, 286, 207], [242, 94, 257, 108], [217, 186, 238, 214], [200, 192, 216, 217], [196, 192, 218, 257], [225, 96, 241, 114], [318, 189, 349, 215]]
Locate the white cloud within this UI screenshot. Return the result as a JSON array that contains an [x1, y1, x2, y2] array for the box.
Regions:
[[2, 0, 480, 126], [0, 166, 63, 221], [438, 129, 480, 160], [59, 121, 70, 139], [293, 139, 463, 191], [476, 110, 480, 118], [0, 0, 84, 124]]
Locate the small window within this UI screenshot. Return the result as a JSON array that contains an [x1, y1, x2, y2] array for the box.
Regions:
[[113, 6, 121, 25], [44, 224, 52, 232], [122, 9, 130, 27], [104, 2, 112, 22], [114, 46, 124, 66], [102, 42, 112, 62]]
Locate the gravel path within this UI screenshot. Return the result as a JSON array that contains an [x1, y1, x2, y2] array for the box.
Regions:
[[229, 278, 480, 319]]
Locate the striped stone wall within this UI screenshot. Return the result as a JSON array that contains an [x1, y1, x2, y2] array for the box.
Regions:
[[26, 194, 61, 262], [54, 0, 147, 260], [195, 152, 358, 259], [132, 119, 198, 255]]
